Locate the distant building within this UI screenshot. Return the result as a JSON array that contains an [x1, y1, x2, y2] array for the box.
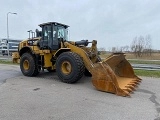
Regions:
[[0, 38, 22, 55]]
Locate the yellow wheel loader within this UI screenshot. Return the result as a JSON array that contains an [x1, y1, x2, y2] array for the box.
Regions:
[[12, 22, 141, 97]]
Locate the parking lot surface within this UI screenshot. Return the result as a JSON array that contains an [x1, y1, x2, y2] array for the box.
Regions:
[[0, 64, 160, 120]]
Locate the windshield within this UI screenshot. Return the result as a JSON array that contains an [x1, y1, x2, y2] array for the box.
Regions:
[[56, 25, 68, 41]]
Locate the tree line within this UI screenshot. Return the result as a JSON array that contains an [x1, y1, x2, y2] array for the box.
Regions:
[[131, 34, 152, 57], [99, 34, 153, 57]]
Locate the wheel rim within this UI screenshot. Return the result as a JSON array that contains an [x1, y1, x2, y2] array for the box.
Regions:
[[61, 61, 72, 75], [23, 60, 29, 70]]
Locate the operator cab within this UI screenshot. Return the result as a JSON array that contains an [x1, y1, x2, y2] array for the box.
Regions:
[[38, 22, 69, 50]]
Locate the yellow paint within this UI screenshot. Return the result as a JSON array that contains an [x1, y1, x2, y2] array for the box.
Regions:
[[44, 53, 52, 67], [61, 61, 72, 75], [23, 60, 29, 70], [12, 36, 141, 96]]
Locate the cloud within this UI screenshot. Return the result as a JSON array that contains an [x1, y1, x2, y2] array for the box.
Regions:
[[0, 0, 160, 49]]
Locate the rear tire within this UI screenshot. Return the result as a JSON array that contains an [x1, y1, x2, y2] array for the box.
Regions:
[[20, 53, 39, 76], [56, 52, 85, 83]]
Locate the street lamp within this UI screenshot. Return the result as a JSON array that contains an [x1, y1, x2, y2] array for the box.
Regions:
[[7, 12, 17, 59]]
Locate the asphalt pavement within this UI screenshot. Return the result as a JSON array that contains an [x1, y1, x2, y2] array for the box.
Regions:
[[0, 64, 160, 120], [0, 64, 21, 84]]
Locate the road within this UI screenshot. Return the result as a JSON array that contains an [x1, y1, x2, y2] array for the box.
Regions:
[[0, 64, 160, 120], [1, 55, 160, 70], [0, 64, 21, 85]]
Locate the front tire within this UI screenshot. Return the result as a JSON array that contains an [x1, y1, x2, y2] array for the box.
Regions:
[[20, 53, 39, 76], [56, 52, 85, 83]]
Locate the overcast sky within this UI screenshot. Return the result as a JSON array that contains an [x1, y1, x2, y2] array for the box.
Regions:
[[0, 0, 160, 50]]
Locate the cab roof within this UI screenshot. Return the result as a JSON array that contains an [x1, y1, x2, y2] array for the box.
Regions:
[[39, 22, 69, 28]]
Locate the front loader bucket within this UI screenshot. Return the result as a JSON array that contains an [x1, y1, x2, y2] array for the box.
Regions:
[[91, 53, 141, 97]]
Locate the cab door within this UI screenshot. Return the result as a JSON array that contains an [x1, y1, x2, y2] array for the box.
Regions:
[[40, 24, 60, 50], [42, 25, 53, 50]]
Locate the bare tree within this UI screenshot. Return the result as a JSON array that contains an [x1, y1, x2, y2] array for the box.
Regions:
[[111, 47, 122, 53], [131, 35, 152, 57], [137, 36, 145, 57], [130, 36, 144, 57], [131, 36, 139, 57], [98, 47, 106, 54], [125, 45, 129, 52], [112, 47, 116, 53], [143, 34, 152, 56]]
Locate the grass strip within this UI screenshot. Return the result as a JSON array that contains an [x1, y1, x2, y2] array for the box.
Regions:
[[0, 60, 18, 65], [134, 69, 160, 78], [1, 59, 160, 78], [129, 60, 160, 65]]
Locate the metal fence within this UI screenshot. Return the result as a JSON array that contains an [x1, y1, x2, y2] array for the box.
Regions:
[[132, 64, 160, 71]]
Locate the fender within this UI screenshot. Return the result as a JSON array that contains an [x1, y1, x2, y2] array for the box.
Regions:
[[54, 48, 71, 57], [19, 46, 35, 56]]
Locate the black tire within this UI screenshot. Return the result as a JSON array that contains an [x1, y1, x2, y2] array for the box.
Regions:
[[32, 66, 40, 76], [20, 53, 39, 76], [56, 52, 85, 83]]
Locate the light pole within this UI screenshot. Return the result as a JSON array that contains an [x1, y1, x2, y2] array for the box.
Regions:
[[7, 12, 17, 59]]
